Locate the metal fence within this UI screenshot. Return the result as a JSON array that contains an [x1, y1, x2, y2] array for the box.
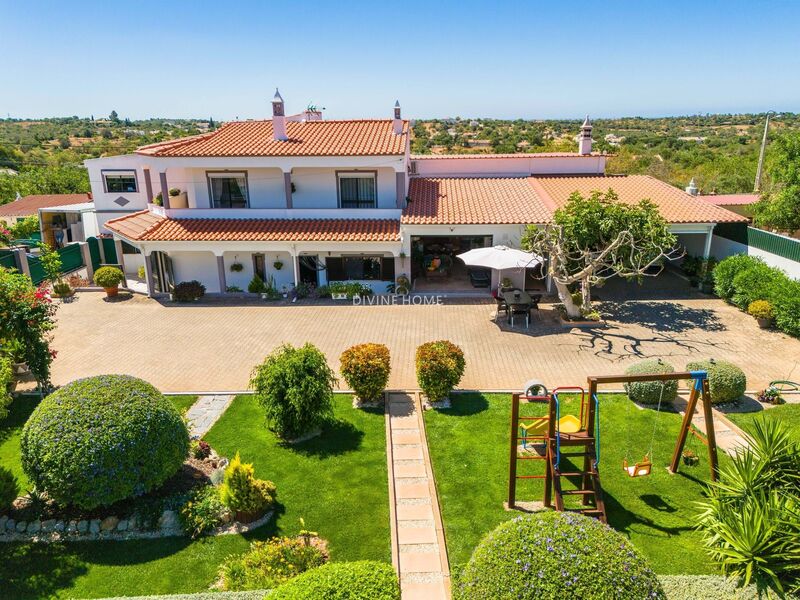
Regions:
[[715, 223, 800, 263], [101, 237, 118, 264], [0, 251, 15, 270], [87, 237, 102, 271], [59, 243, 84, 273], [27, 255, 46, 284]]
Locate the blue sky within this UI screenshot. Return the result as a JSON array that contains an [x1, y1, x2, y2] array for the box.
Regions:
[[1, 0, 798, 120]]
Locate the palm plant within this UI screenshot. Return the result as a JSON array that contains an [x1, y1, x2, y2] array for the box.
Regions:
[[696, 417, 800, 594]]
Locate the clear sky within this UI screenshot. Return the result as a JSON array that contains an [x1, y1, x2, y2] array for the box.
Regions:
[[1, 0, 798, 121]]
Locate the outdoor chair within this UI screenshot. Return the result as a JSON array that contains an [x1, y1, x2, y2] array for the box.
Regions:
[[509, 303, 531, 328], [494, 295, 508, 322]]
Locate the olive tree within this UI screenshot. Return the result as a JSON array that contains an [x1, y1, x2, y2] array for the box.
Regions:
[[522, 190, 680, 319]]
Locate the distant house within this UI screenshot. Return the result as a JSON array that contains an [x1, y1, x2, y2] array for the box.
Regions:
[[74, 91, 745, 298], [0, 193, 94, 247], [698, 193, 759, 220]]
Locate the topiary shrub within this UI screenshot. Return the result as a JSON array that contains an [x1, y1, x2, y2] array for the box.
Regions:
[[249, 343, 336, 440], [218, 537, 327, 591], [455, 511, 665, 600], [747, 300, 773, 320], [623, 359, 678, 405], [340, 343, 391, 403], [713, 254, 762, 302], [219, 452, 276, 521], [416, 340, 466, 402], [93, 266, 125, 288], [270, 561, 400, 600], [685, 359, 746, 405], [20, 375, 189, 509], [173, 280, 206, 302], [0, 466, 19, 510]]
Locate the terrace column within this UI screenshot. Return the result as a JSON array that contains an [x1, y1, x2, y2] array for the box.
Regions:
[[290, 248, 300, 287], [78, 242, 94, 282], [283, 171, 293, 209], [142, 250, 155, 297], [702, 226, 715, 259], [216, 253, 227, 294], [114, 239, 125, 271], [143, 168, 154, 204], [159, 172, 171, 210]]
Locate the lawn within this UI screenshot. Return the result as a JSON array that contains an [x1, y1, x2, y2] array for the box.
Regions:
[[424, 393, 722, 575], [167, 394, 199, 415], [0, 393, 389, 599], [725, 402, 800, 442]]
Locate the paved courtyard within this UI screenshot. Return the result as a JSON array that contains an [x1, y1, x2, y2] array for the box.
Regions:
[[50, 283, 800, 393]]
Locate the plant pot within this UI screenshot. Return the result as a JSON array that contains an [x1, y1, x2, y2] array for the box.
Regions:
[[756, 317, 772, 329], [11, 362, 30, 377], [234, 509, 265, 524], [104, 286, 119, 298], [682, 454, 699, 466], [332, 293, 348, 301]]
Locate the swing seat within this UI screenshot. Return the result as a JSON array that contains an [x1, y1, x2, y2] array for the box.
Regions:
[[623, 456, 652, 478]]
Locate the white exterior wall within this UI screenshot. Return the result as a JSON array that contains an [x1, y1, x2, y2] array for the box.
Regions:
[[185, 167, 285, 209], [85, 154, 152, 214], [221, 250, 295, 291], [170, 251, 220, 293], [711, 235, 800, 280], [291, 167, 397, 209], [411, 155, 606, 177]]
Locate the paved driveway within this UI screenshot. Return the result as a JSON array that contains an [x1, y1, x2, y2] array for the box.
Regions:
[[49, 287, 799, 393]]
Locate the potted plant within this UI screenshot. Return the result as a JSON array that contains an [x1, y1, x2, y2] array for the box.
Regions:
[[748, 300, 773, 329], [682, 449, 699, 466], [3, 339, 30, 378], [230, 262, 244, 273], [273, 260, 284, 271], [329, 281, 349, 300], [51, 280, 73, 299], [757, 385, 784, 405], [281, 285, 288, 299], [395, 274, 410, 295], [93, 266, 125, 298]]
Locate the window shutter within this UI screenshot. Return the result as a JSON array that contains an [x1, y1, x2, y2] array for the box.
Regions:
[[326, 257, 345, 281], [382, 257, 395, 281]]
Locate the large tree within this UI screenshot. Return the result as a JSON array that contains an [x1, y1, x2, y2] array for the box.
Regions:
[[754, 131, 800, 233], [522, 190, 679, 319]]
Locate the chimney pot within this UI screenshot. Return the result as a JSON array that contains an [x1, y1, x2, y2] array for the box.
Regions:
[[272, 88, 288, 141], [393, 100, 403, 135]]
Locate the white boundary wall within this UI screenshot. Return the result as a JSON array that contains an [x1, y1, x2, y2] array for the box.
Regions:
[[711, 235, 800, 280]]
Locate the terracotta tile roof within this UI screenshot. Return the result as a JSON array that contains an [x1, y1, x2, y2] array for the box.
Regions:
[[404, 174, 748, 226], [532, 175, 748, 224], [0, 193, 91, 218], [403, 177, 552, 225], [105, 211, 400, 243], [136, 119, 408, 157], [699, 193, 760, 206], [410, 152, 603, 160]]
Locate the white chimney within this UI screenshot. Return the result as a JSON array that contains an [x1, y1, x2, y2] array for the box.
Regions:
[[685, 178, 699, 196], [578, 115, 593, 155], [393, 100, 403, 135], [272, 88, 287, 141]]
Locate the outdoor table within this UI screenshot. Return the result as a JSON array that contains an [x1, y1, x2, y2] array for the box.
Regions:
[[501, 290, 532, 326]]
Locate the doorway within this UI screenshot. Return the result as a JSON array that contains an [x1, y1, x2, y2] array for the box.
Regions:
[[411, 235, 493, 292], [298, 255, 321, 285]]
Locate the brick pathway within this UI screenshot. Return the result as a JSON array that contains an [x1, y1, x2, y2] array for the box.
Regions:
[[185, 394, 235, 437], [386, 392, 449, 600], [50, 289, 800, 393]]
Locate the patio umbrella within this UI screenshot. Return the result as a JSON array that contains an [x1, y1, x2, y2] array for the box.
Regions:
[[456, 245, 542, 271]]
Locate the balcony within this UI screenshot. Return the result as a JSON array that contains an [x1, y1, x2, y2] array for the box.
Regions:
[[149, 203, 402, 221]]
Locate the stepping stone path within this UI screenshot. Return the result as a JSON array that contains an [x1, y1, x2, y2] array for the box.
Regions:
[[185, 394, 235, 437], [386, 392, 450, 600]]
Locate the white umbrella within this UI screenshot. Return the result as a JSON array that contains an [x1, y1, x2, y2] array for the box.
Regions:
[[457, 245, 542, 270]]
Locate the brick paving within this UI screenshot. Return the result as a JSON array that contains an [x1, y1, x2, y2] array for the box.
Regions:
[[49, 289, 800, 393]]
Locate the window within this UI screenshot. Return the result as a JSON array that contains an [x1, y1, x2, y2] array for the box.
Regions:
[[338, 172, 376, 208], [207, 172, 249, 208], [103, 170, 138, 193], [326, 256, 394, 281]]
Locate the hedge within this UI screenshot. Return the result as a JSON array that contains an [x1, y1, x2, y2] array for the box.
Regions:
[[713, 254, 800, 337], [270, 561, 400, 600], [20, 375, 189, 509], [454, 511, 665, 599]]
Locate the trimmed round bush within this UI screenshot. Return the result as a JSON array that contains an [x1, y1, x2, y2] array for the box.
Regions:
[[624, 359, 678, 405], [340, 343, 391, 403], [93, 266, 125, 288], [416, 340, 466, 402], [455, 512, 665, 600], [20, 375, 189, 509], [686, 359, 746, 405], [0, 466, 19, 510], [270, 561, 400, 600], [713, 254, 762, 302], [250, 343, 337, 440]]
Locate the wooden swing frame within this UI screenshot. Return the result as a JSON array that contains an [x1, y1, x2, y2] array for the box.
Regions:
[[507, 370, 719, 511]]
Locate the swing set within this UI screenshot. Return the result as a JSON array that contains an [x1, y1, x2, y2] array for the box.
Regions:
[[507, 370, 720, 521]]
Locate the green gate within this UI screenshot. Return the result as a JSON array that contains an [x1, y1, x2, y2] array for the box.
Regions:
[[101, 237, 118, 264], [58, 243, 84, 273], [27, 255, 46, 285], [87, 237, 102, 271], [0, 251, 16, 270]]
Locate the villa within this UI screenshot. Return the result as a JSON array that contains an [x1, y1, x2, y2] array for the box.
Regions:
[[80, 91, 746, 296]]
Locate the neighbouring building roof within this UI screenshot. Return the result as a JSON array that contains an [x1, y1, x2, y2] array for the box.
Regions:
[[136, 119, 409, 158], [0, 193, 92, 218], [699, 193, 760, 206], [105, 210, 400, 243], [410, 152, 604, 160], [403, 174, 747, 225]]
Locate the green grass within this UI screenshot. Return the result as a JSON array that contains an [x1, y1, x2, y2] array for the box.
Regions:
[[0, 394, 388, 599], [424, 393, 723, 575], [0, 395, 40, 490], [204, 394, 390, 562], [168, 394, 199, 415], [725, 403, 800, 442]]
